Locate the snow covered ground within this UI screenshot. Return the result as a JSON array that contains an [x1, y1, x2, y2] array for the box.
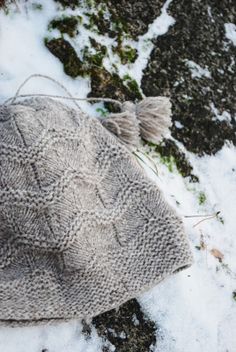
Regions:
[[0, 1, 235, 351]]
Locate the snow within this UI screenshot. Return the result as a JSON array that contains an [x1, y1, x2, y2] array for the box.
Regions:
[[0, 1, 236, 351], [0, 320, 104, 352], [138, 144, 236, 352], [210, 102, 232, 123], [174, 120, 184, 129], [225, 23, 236, 46], [185, 60, 212, 79]]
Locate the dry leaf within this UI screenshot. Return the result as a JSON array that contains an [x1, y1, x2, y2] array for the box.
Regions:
[[210, 248, 224, 262]]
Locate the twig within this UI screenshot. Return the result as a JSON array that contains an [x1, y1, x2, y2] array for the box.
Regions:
[[193, 212, 220, 228]]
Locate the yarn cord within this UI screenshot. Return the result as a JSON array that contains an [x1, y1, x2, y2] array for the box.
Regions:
[[3, 74, 123, 109]]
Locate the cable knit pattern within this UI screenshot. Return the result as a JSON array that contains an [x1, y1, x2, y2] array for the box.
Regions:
[[0, 98, 193, 325]]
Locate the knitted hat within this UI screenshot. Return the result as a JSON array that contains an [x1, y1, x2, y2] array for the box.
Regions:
[[0, 96, 193, 326]]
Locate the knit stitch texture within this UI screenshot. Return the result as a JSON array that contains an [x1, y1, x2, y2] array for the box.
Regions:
[[0, 98, 193, 325]]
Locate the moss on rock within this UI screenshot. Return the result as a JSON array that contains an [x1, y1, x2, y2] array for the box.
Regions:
[[49, 16, 81, 37], [123, 74, 142, 99], [44, 36, 141, 105], [97, 0, 163, 39], [152, 139, 199, 182], [82, 38, 107, 68], [141, 0, 236, 155], [113, 44, 138, 65], [45, 38, 85, 78], [198, 191, 207, 205], [88, 69, 142, 112], [84, 9, 111, 35], [82, 299, 157, 352], [54, 0, 80, 9]]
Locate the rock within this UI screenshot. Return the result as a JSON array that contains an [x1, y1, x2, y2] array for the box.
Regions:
[[48, 16, 80, 37], [141, 0, 236, 155], [45, 38, 84, 78], [82, 299, 157, 352], [151, 139, 199, 182], [88, 69, 142, 111], [54, 0, 80, 9], [104, 0, 164, 38]]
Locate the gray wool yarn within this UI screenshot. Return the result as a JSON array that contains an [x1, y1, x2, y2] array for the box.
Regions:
[[0, 96, 193, 326]]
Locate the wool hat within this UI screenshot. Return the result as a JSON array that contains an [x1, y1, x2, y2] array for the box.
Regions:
[[0, 96, 193, 325]]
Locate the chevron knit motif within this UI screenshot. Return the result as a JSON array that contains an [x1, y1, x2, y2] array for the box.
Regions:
[[0, 97, 193, 325]]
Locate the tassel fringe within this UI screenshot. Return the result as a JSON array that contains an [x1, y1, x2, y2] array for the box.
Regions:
[[136, 97, 172, 144], [4, 74, 172, 148], [102, 96, 172, 147], [101, 111, 140, 147]]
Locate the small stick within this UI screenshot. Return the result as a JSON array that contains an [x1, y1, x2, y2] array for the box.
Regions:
[[193, 212, 220, 228]]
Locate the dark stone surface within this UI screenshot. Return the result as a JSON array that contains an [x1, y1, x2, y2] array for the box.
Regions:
[[54, 0, 80, 9], [150, 139, 199, 182], [141, 0, 236, 155], [49, 16, 80, 37], [82, 299, 157, 352], [88, 69, 142, 107], [45, 38, 84, 78], [104, 0, 164, 38], [45, 37, 142, 107]]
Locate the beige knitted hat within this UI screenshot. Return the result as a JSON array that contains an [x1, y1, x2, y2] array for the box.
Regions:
[[0, 95, 193, 325]]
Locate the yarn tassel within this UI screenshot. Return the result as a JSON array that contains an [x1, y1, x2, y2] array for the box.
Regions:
[[101, 110, 140, 147], [102, 96, 172, 147], [135, 96, 172, 144], [5, 74, 171, 147]]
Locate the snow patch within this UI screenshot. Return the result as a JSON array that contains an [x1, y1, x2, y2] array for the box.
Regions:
[[174, 120, 184, 129], [210, 102, 232, 122], [0, 320, 104, 352], [225, 23, 236, 46], [185, 60, 212, 79], [138, 144, 236, 352]]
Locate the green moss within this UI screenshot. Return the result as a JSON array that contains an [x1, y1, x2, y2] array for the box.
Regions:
[[85, 0, 96, 7], [89, 37, 107, 55], [49, 16, 80, 37], [88, 68, 142, 113], [153, 139, 199, 182], [123, 74, 142, 100], [96, 107, 109, 117], [82, 40, 107, 68], [160, 155, 175, 172], [88, 52, 104, 66], [83, 1, 130, 42], [54, 0, 80, 9], [45, 38, 85, 78], [87, 299, 157, 352], [84, 10, 110, 35], [198, 191, 206, 205], [114, 45, 137, 65]]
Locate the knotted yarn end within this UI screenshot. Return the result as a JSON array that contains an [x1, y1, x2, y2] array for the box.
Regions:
[[102, 96, 172, 147]]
